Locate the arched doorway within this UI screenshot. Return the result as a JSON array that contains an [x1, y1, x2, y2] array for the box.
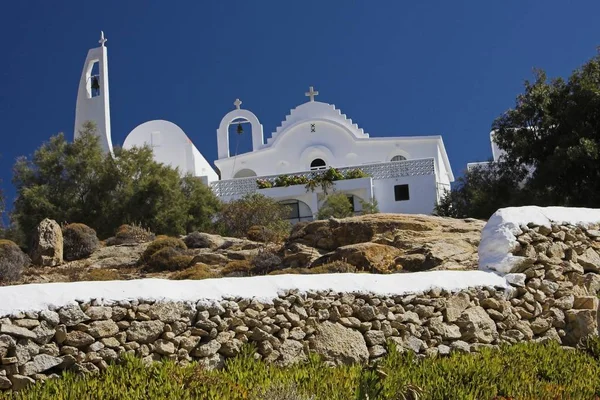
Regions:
[[279, 199, 313, 224]]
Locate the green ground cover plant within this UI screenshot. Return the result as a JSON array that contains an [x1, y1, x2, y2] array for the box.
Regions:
[[4, 341, 600, 399]]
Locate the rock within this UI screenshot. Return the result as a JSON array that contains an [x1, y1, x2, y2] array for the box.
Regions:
[[281, 243, 322, 269], [85, 307, 113, 321], [313, 243, 402, 273], [63, 331, 95, 348], [309, 321, 369, 364], [577, 248, 600, 272], [444, 293, 470, 323], [505, 273, 526, 288], [0, 335, 16, 358], [355, 305, 377, 322], [58, 304, 89, 327], [0, 324, 36, 340], [573, 296, 598, 310], [87, 320, 119, 339], [20, 354, 62, 375], [403, 336, 425, 353], [149, 303, 187, 323], [192, 340, 221, 358], [450, 340, 470, 353], [456, 307, 498, 344], [438, 344, 451, 356], [0, 375, 11, 389], [154, 339, 176, 355], [364, 330, 386, 346], [9, 374, 35, 390], [14, 339, 40, 365], [218, 339, 242, 357], [198, 353, 225, 370], [564, 309, 598, 346], [369, 345, 387, 358], [126, 321, 165, 344], [184, 232, 226, 249], [32, 321, 56, 345], [429, 318, 462, 340], [13, 319, 40, 330], [39, 311, 60, 326], [30, 218, 63, 267]]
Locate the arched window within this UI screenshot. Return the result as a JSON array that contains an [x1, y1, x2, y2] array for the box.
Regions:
[[310, 158, 327, 171], [391, 155, 407, 162], [233, 169, 257, 178]]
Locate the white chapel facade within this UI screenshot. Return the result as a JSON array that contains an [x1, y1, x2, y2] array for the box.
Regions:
[[73, 34, 454, 221]]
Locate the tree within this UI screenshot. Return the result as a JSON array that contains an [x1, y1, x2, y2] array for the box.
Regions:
[[215, 193, 291, 240], [317, 193, 354, 219], [12, 122, 221, 238], [439, 52, 600, 218], [435, 161, 529, 219], [492, 55, 600, 207]]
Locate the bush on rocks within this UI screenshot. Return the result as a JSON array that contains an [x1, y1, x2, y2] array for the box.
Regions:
[[221, 260, 253, 277], [171, 263, 217, 280], [62, 223, 100, 261], [0, 239, 29, 282], [140, 236, 191, 272], [107, 224, 155, 246], [309, 260, 356, 274], [251, 248, 282, 274], [140, 237, 187, 264]]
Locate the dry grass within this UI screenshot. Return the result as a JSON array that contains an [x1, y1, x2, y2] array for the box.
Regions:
[[170, 263, 218, 280]]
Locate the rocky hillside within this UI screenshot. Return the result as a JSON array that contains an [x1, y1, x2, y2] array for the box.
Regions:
[[14, 213, 484, 285]]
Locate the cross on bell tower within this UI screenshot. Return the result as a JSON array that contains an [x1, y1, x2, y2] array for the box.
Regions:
[[234, 98, 242, 110], [305, 86, 319, 102], [99, 31, 107, 47]]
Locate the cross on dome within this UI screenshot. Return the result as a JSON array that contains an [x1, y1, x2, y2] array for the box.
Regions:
[[305, 86, 319, 102], [99, 31, 107, 47], [234, 98, 242, 110]]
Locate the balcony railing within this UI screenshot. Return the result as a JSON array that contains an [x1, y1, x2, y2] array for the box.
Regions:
[[211, 158, 436, 198]]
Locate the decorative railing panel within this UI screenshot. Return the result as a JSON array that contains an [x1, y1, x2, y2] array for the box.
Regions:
[[211, 158, 435, 198]]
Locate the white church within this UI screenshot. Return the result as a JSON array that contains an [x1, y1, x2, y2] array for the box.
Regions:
[[74, 33, 454, 222]]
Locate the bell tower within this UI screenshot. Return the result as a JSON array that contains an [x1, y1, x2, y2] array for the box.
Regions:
[[74, 31, 113, 154]]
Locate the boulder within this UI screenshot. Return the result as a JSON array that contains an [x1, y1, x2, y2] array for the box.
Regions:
[[278, 340, 306, 366], [578, 248, 600, 272], [63, 331, 95, 348], [87, 320, 119, 339], [313, 243, 402, 273], [564, 309, 598, 346], [58, 304, 89, 327], [308, 321, 368, 364], [30, 219, 63, 267], [184, 232, 226, 250], [444, 293, 471, 323]]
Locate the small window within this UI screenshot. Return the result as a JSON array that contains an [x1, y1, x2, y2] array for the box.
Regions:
[[394, 184, 410, 201], [391, 155, 407, 162], [310, 158, 326, 171]]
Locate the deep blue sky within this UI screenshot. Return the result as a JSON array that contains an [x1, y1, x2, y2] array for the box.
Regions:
[[1, 1, 599, 210]]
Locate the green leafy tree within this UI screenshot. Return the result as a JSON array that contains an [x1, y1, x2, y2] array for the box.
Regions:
[[359, 197, 379, 215], [492, 55, 600, 207], [317, 193, 354, 219], [12, 122, 221, 238], [439, 52, 600, 217], [435, 161, 529, 219], [215, 193, 291, 240]]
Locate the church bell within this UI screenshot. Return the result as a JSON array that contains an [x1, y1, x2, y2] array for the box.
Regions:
[[236, 123, 243, 135]]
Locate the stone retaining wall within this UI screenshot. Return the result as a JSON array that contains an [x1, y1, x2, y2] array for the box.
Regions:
[[0, 221, 599, 390]]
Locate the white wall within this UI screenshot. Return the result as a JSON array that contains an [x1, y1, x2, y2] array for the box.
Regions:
[[373, 174, 437, 214], [124, 120, 218, 182]]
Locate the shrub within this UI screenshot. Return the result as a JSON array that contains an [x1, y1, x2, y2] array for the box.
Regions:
[[359, 197, 379, 215], [251, 248, 282, 274], [62, 223, 100, 261], [343, 169, 368, 180], [108, 224, 155, 246], [247, 225, 282, 243], [216, 193, 291, 242], [317, 193, 354, 219], [309, 260, 356, 274], [140, 236, 187, 264], [146, 247, 193, 272], [84, 269, 121, 281], [171, 263, 217, 280], [0, 239, 29, 282], [221, 260, 253, 277]]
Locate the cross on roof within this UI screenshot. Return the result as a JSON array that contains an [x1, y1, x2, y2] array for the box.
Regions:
[[99, 31, 107, 47], [234, 98, 242, 110], [305, 86, 319, 102]]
